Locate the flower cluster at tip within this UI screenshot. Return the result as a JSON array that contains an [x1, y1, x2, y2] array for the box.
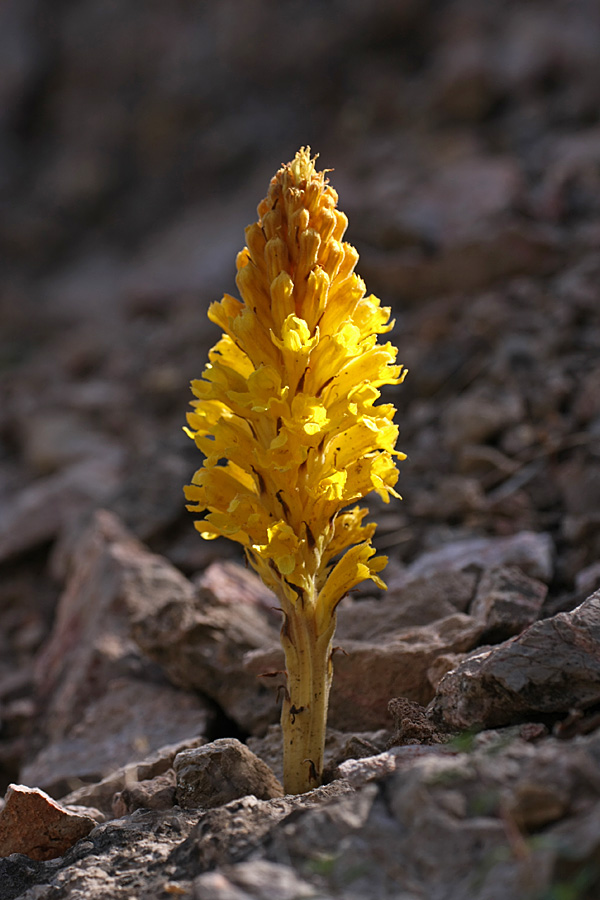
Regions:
[[185, 147, 407, 623]]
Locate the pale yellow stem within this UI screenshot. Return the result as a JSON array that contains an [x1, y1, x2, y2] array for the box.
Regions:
[[279, 592, 337, 795]]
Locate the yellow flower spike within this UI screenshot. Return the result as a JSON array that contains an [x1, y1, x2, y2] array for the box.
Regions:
[[185, 148, 407, 794]]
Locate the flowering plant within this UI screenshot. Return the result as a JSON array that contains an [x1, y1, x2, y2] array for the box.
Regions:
[[185, 148, 406, 793]]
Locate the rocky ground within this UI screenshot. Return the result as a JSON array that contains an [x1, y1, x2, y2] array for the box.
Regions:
[[1, 1, 600, 898]]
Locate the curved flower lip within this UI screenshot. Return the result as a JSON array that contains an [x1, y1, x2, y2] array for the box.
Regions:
[[185, 147, 407, 613]]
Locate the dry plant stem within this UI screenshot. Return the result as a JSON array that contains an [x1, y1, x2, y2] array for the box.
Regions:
[[280, 586, 336, 794]]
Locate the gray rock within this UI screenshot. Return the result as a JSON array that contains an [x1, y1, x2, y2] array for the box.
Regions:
[[20, 677, 211, 799], [33, 510, 189, 743], [404, 531, 554, 584], [431, 591, 600, 730], [3, 733, 600, 900], [112, 771, 176, 817], [168, 784, 352, 877], [60, 734, 207, 817], [336, 569, 479, 640], [268, 731, 600, 900], [174, 738, 284, 809], [469, 566, 548, 641], [17, 411, 117, 477], [335, 745, 458, 788], [442, 386, 524, 450], [132, 560, 281, 736], [0, 453, 122, 565], [192, 860, 322, 900]]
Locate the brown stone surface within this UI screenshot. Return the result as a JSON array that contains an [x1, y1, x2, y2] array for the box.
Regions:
[[432, 592, 600, 730], [0, 453, 123, 566], [60, 735, 207, 817], [111, 771, 176, 818], [33, 510, 171, 742], [0, 784, 95, 861], [132, 561, 281, 736], [20, 677, 212, 798], [469, 565, 548, 641], [174, 739, 284, 809], [387, 698, 445, 746], [403, 531, 555, 585]]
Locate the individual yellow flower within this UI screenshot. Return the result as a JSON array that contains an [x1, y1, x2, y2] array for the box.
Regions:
[[185, 148, 407, 793]]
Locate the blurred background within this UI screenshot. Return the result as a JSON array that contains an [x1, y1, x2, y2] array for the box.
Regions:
[[1, 0, 600, 784]]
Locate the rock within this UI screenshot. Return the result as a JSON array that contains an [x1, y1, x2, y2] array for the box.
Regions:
[[412, 474, 485, 520], [2, 733, 600, 900], [537, 127, 600, 222], [17, 411, 117, 477], [106, 447, 192, 543], [33, 510, 173, 741], [167, 784, 352, 876], [0, 806, 203, 900], [112, 771, 176, 817], [469, 566, 547, 642], [132, 559, 281, 736], [0, 784, 95, 861], [192, 860, 321, 900], [382, 732, 600, 900], [20, 677, 212, 799], [194, 560, 281, 623], [272, 733, 600, 900], [335, 745, 457, 788], [0, 453, 123, 564], [336, 569, 479, 639], [60, 734, 207, 817], [360, 221, 560, 302], [174, 739, 284, 809], [427, 652, 468, 690], [404, 531, 554, 584], [575, 561, 600, 597], [431, 591, 600, 730], [267, 784, 403, 899], [442, 386, 524, 450]]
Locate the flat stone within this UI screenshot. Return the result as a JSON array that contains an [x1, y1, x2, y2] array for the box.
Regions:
[[336, 569, 479, 640], [0, 784, 95, 861], [34, 510, 164, 741]]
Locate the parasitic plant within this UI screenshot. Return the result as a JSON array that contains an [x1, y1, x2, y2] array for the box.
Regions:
[[184, 148, 406, 794]]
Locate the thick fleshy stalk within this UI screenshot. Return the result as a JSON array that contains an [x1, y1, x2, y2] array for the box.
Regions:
[[279, 580, 336, 793]]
